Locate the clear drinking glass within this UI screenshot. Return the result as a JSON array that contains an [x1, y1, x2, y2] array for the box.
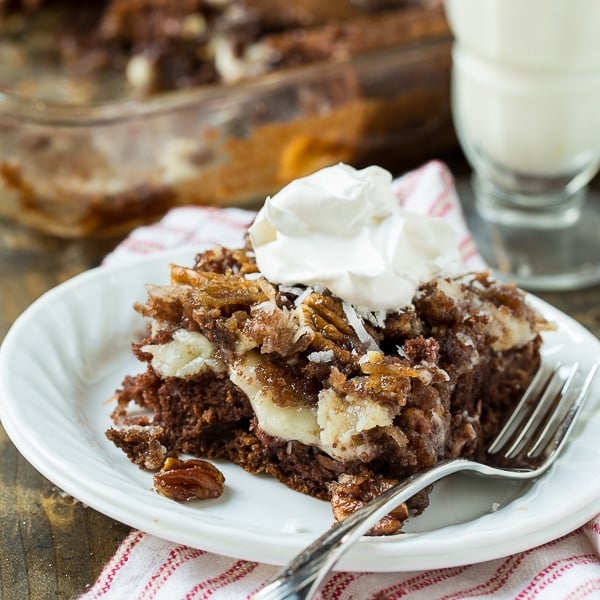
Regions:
[[444, 0, 600, 290]]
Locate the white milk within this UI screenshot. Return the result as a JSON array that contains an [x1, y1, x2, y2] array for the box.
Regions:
[[445, 0, 600, 175], [445, 0, 600, 71]]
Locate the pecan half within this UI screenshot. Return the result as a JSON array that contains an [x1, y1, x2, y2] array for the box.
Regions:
[[298, 293, 358, 364], [153, 457, 225, 501]]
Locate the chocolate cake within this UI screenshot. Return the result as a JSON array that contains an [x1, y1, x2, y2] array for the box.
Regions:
[[105, 164, 550, 534]]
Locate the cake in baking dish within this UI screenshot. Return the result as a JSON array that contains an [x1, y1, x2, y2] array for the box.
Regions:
[[0, 0, 455, 238], [105, 164, 550, 534]]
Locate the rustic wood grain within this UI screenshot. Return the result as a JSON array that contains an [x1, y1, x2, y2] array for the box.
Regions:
[[0, 223, 130, 600]]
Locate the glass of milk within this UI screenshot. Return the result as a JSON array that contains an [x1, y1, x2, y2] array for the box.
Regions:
[[445, 0, 600, 290]]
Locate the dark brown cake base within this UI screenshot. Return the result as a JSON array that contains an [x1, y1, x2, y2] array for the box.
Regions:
[[108, 331, 540, 486]]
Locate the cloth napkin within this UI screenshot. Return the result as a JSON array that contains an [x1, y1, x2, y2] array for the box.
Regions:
[[83, 161, 600, 599]]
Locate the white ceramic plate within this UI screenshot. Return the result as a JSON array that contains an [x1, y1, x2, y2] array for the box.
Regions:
[[1, 249, 600, 572]]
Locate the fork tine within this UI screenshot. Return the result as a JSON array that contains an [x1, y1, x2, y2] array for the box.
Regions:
[[526, 362, 598, 460], [503, 363, 577, 459], [487, 362, 561, 455], [524, 363, 579, 458]]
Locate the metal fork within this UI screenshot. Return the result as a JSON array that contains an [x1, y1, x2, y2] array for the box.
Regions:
[[252, 361, 598, 600]]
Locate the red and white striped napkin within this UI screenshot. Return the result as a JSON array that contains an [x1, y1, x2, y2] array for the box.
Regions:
[[103, 161, 484, 270], [83, 161, 600, 599]]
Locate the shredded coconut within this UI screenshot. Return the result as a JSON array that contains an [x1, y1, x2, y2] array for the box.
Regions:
[[244, 272, 262, 280], [456, 332, 475, 347], [294, 287, 314, 307], [279, 285, 306, 297], [253, 300, 277, 314], [293, 325, 313, 343], [396, 345, 409, 359], [307, 350, 335, 363], [357, 307, 388, 329], [342, 302, 380, 352]]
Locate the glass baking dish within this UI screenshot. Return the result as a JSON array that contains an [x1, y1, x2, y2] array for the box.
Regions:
[[0, 36, 455, 238]]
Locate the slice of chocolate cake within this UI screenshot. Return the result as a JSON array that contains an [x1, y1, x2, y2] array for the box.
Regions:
[[106, 164, 551, 534]]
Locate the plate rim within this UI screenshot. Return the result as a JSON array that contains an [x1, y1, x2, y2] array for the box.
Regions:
[[1, 249, 600, 572]]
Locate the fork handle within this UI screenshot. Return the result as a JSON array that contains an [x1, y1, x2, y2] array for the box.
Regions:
[[252, 457, 477, 600]]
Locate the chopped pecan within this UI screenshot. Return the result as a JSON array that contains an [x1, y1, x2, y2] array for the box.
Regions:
[[298, 292, 358, 364], [302, 293, 355, 340], [329, 473, 408, 536], [359, 351, 421, 379], [170, 265, 268, 312], [328, 359, 411, 406], [192, 246, 259, 276], [153, 457, 225, 501]]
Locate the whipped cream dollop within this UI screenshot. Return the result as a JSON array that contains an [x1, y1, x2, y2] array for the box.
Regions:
[[248, 164, 461, 310]]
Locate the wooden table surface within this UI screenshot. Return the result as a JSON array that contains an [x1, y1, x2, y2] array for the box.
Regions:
[[1, 199, 600, 599], [0, 223, 131, 600]]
